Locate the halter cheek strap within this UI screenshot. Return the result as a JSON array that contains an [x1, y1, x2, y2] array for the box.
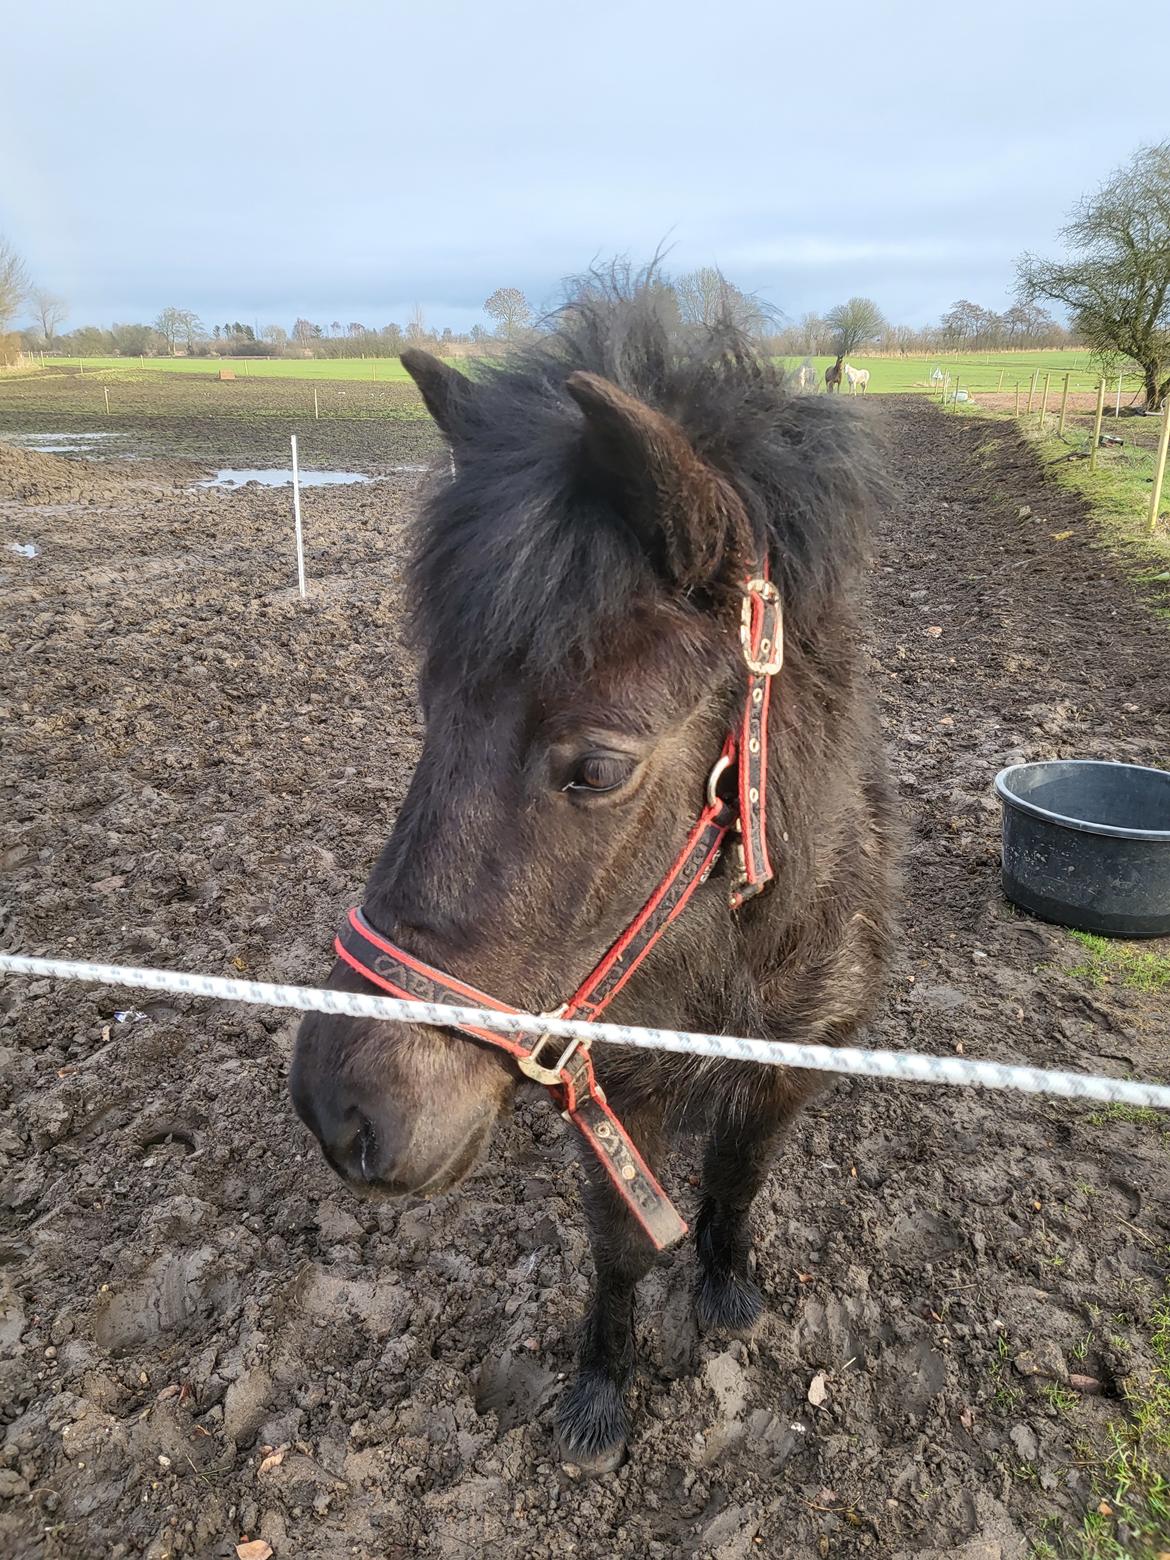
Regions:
[[331, 559, 783, 1248], [734, 571, 783, 906]]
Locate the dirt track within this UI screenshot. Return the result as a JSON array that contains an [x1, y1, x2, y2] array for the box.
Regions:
[[1, 401, 1168, 1559]]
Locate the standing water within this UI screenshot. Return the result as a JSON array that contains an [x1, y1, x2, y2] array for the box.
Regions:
[[198, 469, 375, 489]]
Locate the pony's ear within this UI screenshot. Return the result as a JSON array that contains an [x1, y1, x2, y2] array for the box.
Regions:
[[565, 371, 745, 589], [401, 349, 475, 440]]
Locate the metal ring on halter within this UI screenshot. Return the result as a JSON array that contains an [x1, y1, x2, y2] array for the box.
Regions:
[[706, 753, 733, 808]]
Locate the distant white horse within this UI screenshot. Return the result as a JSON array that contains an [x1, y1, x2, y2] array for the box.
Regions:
[[793, 359, 815, 391], [845, 364, 870, 394]]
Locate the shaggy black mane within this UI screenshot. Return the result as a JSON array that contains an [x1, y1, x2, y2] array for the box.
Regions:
[[407, 271, 881, 680]]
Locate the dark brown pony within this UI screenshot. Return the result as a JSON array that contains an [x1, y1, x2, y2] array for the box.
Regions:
[[291, 281, 897, 1470], [825, 353, 845, 392]]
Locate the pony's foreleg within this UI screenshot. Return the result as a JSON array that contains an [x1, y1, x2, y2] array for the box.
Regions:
[[557, 1106, 666, 1472], [694, 1080, 806, 1333]]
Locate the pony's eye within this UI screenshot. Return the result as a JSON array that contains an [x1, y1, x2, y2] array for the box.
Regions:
[[564, 753, 635, 795]]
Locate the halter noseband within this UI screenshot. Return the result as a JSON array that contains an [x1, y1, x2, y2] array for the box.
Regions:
[[333, 560, 783, 1249]]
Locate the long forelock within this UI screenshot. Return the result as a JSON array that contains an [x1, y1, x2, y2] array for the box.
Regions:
[[405, 281, 882, 684]]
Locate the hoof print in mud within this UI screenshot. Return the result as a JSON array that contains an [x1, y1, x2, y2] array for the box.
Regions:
[[556, 1372, 630, 1475]]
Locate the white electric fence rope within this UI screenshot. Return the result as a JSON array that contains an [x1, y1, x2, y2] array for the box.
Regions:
[[2, 952, 1168, 1111]]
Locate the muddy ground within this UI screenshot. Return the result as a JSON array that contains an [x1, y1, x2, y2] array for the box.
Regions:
[[1, 399, 1168, 1560], [0, 372, 434, 471]]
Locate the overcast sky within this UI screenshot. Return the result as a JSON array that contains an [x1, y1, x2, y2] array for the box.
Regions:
[[5, 1, 1168, 336]]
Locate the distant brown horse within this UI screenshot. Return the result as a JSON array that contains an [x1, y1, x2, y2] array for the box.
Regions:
[[825, 353, 844, 392], [291, 279, 897, 1471]]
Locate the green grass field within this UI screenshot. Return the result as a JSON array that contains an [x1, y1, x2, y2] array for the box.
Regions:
[[35, 349, 1143, 397], [789, 351, 1143, 397]]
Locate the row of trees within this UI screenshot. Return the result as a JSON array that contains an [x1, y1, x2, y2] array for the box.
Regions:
[[3, 284, 1067, 368], [768, 297, 1069, 359], [6, 141, 1170, 404], [4, 267, 781, 362], [14, 309, 475, 361]]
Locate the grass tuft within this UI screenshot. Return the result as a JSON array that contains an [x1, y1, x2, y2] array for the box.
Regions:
[[1072, 1286, 1170, 1558], [1066, 932, 1170, 993]]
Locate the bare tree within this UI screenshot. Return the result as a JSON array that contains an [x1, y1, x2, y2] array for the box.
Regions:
[[154, 306, 203, 354], [824, 296, 886, 358], [883, 322, 917, 354], [262, 324, 289, 348], [675, 266, 728, 327], [1019, 141, 1170, 407], [0, 237, 31, 331], [154, 307, 183, 354], [31, 288, 66, 344], [405, 304, 428, 344], [941, 299, 1002, 350], [180, 310, 203, 351], [797, 311, 826, 354], [674, 266, 774, 337], [483, 286, 533, 340]]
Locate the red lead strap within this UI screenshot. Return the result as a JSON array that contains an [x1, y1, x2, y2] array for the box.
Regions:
[[330, 558, 781, 1250]]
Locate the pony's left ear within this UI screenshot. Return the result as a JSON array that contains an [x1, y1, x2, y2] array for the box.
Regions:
[[401, 349, 476, 440], [565, 371, 746, 590]]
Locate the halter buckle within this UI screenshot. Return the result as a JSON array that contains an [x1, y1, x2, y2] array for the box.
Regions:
[[740, 578, 784, 676], [516, 1008, 582, 1087]]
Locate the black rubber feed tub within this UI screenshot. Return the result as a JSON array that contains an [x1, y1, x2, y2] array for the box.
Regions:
[[995, 760, 1170, 937]]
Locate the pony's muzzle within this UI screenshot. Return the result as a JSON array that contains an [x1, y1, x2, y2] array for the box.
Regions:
[[289, 1009, 508, 1198]]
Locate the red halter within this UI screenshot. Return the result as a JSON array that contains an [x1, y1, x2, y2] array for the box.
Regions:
[[333, 562, 783, 1249]]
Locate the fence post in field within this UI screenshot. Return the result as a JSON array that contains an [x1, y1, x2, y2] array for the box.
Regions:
[[997, 368, 1005, 391], [1089, 379, 1107, 470], [1115, 374, 1123, 418], [313, 386, 319, 421], [1038, 372, 1051, 429], [1026, 369, 1038, 413], [372, 361, 377, 382], [1014, 381, 1021, 416], [104, 386, 110, 416], [1147, 402, 1170, 534], [1058, 372, 1071, 436], [290, 435, 307, 600]]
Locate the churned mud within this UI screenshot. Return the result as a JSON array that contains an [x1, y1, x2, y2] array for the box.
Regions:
[[1, 400, 1167, 1559]]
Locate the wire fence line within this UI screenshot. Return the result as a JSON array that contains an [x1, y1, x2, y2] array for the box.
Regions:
[[2, 952, 1168, 1112]]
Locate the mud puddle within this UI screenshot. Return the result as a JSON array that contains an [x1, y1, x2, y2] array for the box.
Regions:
[[197, 468, 376, 489]]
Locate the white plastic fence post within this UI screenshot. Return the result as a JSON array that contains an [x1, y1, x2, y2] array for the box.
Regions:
[[290, 435, 307, 600]]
